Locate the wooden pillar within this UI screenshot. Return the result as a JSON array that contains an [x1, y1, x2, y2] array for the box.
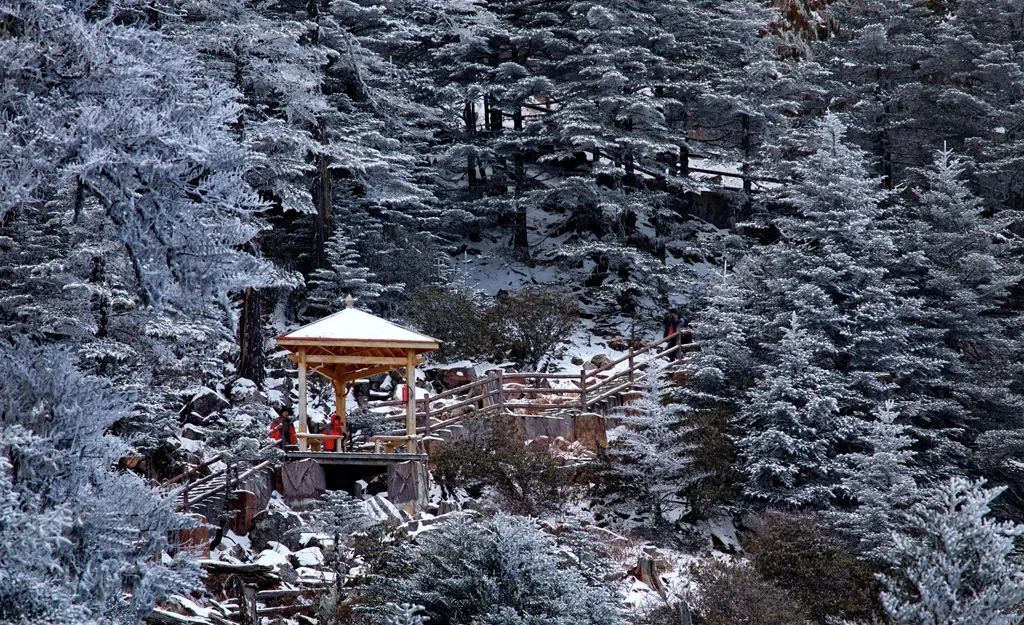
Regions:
[[333, 380, 347, 425], [333, 378, 347, 451], [405, 351, 416, 451], [297, 351, 308, 451]]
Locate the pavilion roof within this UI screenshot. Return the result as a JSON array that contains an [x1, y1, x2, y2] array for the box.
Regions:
[[277, 307, 440, 352]]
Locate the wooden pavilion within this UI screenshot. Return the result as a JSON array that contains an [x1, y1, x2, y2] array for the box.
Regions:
[[276, 296, 440, 452]]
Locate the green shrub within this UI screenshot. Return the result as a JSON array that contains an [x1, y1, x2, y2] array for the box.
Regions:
[[682, 406, 741, 519], [430, 414, 571, 515], [409, 285, 493, 361], [488, 286, 578, 368], [691, 559, 812, 625], [411, 285, 578, 367], [742, 511, 883, 624]]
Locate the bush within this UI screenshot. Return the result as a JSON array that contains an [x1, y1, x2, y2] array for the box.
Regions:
[[682, 406, 741, 519], [350, 514, 624, 625], [410, 285, 494, 361], [430, 415, 571, 515], [487, 286, 578, 368], [742, 511, 882, 624], [411, 285, 578, 367], [691, 560, 812, 625]]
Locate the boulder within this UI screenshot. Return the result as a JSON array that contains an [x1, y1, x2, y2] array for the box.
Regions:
[[229, 377, 259, 403], [364, 493, 404, 524], [570, 356, 585, 366], [527, 435, 551, 452], [632, 546, 672, 597], [278, 459, 326, 502], [434, 367, 478, 391], [249, 502, 304, 552], [180, 424, 206, 441], [387, 461, 429, 515], [230, 490, 261, 535], [180, 387, 229, 423], [178, 513, 211, 557], [589, 354, 611, 369], [606, 336, 630, 351], [573, 413, 608, 451]]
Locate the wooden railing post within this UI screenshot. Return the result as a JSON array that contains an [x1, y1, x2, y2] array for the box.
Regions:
[[424, 394, 431, 436], [497, 370, 505, 412], [627, 348, 635, 384], [579, 369, 588, 411], [182, 487, 190, 513]]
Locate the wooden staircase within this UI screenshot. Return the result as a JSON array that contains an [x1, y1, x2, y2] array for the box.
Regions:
[[165, 445, 278, 516]]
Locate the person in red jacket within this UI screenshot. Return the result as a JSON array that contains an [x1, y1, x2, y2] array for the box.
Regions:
[[322, 412, 348, 452], [268, 407, 297, 447]]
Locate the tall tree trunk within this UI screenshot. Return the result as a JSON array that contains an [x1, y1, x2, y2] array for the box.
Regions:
[[237, 286, 266, 388], [312, 119, 332, 268]]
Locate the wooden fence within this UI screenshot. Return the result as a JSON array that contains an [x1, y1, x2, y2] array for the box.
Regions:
[[369, 334, 696, 441]]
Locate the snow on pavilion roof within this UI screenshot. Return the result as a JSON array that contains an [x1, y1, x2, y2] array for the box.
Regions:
[[277, 307, 440, 350]]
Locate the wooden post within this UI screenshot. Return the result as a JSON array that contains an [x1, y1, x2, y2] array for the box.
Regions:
[[405, 351, 416, 452], [424, 394, 431, 436], [297, 351, 308, 451], [497, 369, 505, 413], [579, 369, 588, 411], [627, 348, 635, 384], [333, 379, 347, 443]]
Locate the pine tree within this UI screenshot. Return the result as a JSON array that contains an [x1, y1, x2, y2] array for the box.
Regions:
[[608, 368, 705, 523], [0, 340, 199, 624], [304, 227, 397, 318], [736, 313, 849, 507], [880, 478, 1024, 625], [829, 401, 921, 560], [898, 147, 1024, 434], [688, 260, 764, 402]]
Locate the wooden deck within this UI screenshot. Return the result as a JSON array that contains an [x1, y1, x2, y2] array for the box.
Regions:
[[283, 450, 427, 466]]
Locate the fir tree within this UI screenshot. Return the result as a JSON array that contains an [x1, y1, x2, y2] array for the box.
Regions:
[[304, 226, 397, 318], [354, 514, 623, 625], [898, 147, 1024, 435], [830, 401, 921, 561], [0, 341, 199, 624], [608, 368, 705, 523], [880, 478, 1024, 625], [736, 313, 848, 507]]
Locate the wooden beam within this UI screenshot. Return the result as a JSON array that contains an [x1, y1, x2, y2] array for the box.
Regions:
[[332, 363, 398, 385], [301, 354, 411, 365]]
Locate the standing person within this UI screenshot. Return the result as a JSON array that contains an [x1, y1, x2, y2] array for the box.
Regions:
[[663, 307, 683, 359], [323, 412, 348, 452], [268, 407, 297, 448]]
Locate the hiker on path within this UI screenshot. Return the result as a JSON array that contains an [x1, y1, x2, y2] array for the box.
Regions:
[[663, 307, 685, 359]]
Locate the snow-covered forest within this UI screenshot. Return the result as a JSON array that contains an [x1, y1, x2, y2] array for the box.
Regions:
[[4, 0, 1024, 624]]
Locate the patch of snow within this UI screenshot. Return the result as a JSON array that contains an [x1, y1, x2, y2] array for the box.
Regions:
[[701, 514, 741, 553], [293, 547, 325, 567], [254, 547, 290, 568]]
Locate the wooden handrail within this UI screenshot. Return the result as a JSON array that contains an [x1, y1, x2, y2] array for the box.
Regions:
[[366, 334, 695, 440], [185, 459, 275, 508]]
